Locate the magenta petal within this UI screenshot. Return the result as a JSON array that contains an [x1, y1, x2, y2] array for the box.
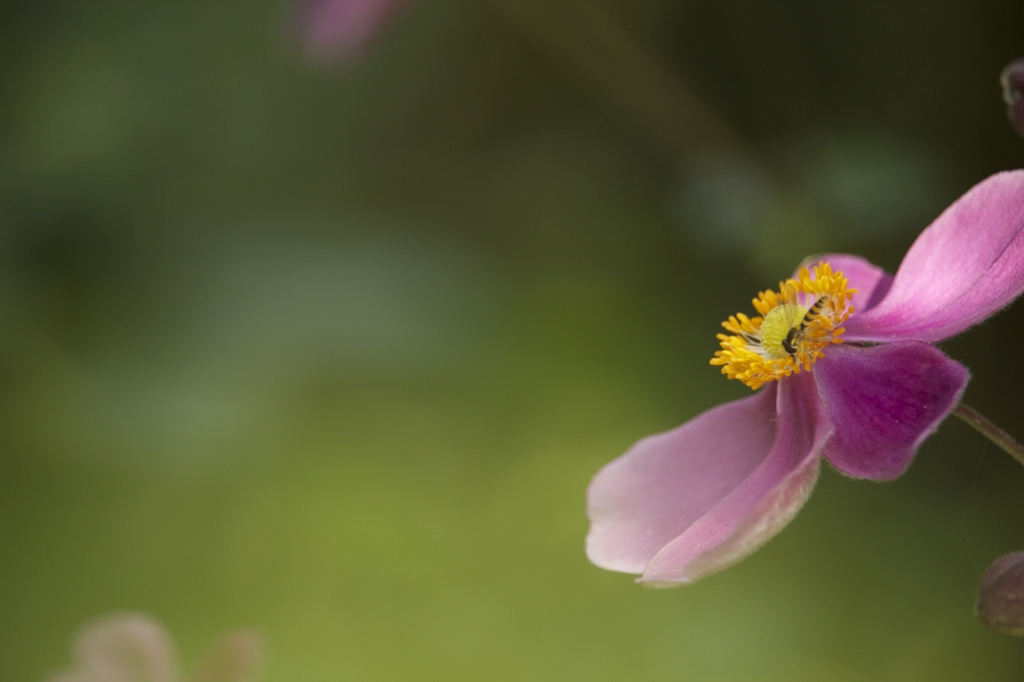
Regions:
[[814, 342, 969, 480], [293, 0, 414, 61], [640, 372, 829, 584], [813, 254, 893, 314], [586, 386, 778, 576], [843, 171, 1024, 342]]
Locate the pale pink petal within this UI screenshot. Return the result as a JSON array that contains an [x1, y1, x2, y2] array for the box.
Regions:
[[812, 254, 893, 314], [293, 0, 415, 61], [814, 342, 969, 480], [189, 631, 265, 682], [639, 372, 830, 585], [586, 385, 778, 576], [47, 613, 178, 682], [843, 171, 1024, 342]]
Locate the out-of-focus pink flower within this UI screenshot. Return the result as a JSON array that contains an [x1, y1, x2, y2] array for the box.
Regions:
[[587, 171, 1024, 586], [977, 551, 1024, 636], [47, 612, 264, 682], [292, 0, 418, 62], [1001, 58, 1024, 139]]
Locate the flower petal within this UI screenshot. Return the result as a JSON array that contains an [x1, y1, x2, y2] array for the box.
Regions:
[[189, 632, 265, 682], [814, 342, 969, 480], [293, 0, 414, 61], [47, 613, 178, 682], [842, 171, 1024, 342], [586, 385, 778, 576], [1002, 59, 1024, 140], [640, 372, 829, 584], [814, 254, 893, 313], [976, 551, 1024, 636]]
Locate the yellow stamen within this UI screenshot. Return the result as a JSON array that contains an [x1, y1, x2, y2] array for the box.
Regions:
[[710, 262, 855, 389]]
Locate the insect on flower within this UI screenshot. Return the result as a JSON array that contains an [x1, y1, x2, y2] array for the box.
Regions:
[[781, 297, 826, 355], [710, 264, 855, 389], [586, 171, 1024, 586]]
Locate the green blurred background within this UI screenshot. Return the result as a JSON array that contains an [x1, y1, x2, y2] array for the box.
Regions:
[[3, 0, 1024, 679]]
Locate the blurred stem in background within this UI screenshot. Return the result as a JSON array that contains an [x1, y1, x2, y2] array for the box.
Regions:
[[486, 0, 762, 166]]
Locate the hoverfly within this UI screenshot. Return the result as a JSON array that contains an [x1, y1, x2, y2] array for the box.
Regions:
[[781, 297, 826, 356]]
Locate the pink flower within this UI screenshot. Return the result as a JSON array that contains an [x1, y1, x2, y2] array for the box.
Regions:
[[292, 0, 417, 62], [47, 612, 264, 682], [586, 171, 1024, 586]]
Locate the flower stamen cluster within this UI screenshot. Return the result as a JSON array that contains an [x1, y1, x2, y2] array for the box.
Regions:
[[711, 262, 855, 389]]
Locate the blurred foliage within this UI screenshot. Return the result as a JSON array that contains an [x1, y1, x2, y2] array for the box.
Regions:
[[2, 0, 1024, 680]]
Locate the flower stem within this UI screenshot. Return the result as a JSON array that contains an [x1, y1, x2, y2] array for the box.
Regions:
[[487, 0, 761, 164], [953, 403, 1024, 467]]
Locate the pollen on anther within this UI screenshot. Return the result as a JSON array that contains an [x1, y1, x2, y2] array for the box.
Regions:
[[710, 262, 856, 389]]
